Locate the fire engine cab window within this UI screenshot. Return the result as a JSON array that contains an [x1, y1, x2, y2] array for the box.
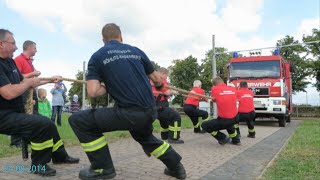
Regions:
[[229, 60, 280, 79]]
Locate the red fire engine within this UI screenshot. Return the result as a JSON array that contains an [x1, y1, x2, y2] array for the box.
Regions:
[[227, 49, 293, 127]]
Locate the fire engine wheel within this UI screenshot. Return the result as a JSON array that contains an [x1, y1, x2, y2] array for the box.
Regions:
[[279, 116, 286, 127]]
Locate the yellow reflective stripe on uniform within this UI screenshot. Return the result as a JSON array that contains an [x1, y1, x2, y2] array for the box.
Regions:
[[234, 124, 239, 128], [248, 129, 255, 133], [151, 141, 170, 158], [52, 140, 63, 152], [203, 117, 210, 122], [211, 131, 218, 136], [81, 136, 107, 152], [194, 121, 200, 128], [31, 139, 53, 151], [229, 131, 237, 138], [169, 121, 181, 139], [160, 127, 169, 132]]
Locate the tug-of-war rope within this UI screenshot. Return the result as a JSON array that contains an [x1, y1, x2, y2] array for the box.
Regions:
[[22, 77, 212, 160]]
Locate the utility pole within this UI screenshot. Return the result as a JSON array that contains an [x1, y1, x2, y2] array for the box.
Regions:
[[306, 92, 308, 105], [212, 35, 217, 118], [82, 61, 86, 110]]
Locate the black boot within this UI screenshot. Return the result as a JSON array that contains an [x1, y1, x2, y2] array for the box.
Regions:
[[247, 134, 255, 138], [52, 155, 80, 164], [193, 127, 201, 133], [164, 162, 186, 179], [79, 167, 116, 180], [235, 127, 241, 138], [230, 136, 241, 146], [247, 133, 255, 138], [199, 128, 207, 134], [218, 136, 230, 145], [168, 128, 184, 144], [32, 164, 56, 176]]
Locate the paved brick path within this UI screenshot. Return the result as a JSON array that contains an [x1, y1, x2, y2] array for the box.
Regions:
[[0, 121, 298, 180]]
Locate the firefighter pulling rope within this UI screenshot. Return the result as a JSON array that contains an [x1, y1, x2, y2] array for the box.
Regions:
[[22, 76, 212, 160]]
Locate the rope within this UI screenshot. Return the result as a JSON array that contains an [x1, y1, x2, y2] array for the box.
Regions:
[[22, 88, 34, 161], [153, 91, 200, 100], [38, 76, 212, 99], [38, 77, 86, 84], [164, 85, 212, 99]]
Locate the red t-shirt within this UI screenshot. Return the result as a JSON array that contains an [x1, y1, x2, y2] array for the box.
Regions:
[[211, 84, 237, 119], [237, 88, 255, 113], [151, 79, 169, 101], [14, 53, 34, 74], [185, 87, 205, 107]]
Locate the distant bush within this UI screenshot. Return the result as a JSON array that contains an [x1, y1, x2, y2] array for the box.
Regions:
[[293, 105, 320, 117]]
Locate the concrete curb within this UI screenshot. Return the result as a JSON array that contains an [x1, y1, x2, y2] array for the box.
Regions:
[[256, 121, 300, 179], [201, 120, 300, 180]]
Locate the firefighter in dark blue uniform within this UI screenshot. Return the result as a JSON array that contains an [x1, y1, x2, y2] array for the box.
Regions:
[[68, 23, 186, 180], [0, 29, 79, 177]]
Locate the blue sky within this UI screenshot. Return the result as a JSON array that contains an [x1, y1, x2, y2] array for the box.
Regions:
[[0, 0, 319, 105]]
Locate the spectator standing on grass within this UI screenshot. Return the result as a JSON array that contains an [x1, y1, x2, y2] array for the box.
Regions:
[[51, 82, 67, 126]]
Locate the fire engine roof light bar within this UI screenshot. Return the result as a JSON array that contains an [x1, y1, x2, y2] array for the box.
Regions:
[[232, 52, 239, 58], [274, 48, 280, 55], [215, 40, 320, 55]]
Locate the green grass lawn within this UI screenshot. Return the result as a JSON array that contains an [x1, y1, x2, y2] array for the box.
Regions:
[[262, 120, 320, 180], [0, 113, 194, 158]]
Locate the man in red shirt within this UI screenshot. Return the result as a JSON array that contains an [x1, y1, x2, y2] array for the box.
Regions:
[[14, 40, 42, 112], [201, 77, 240, 145], [14, 40, 39, 75], [236, 81, 256, 138], [151, 67, 184, 144], [11, 40, 41, 147], [183, 80, 209, 133]]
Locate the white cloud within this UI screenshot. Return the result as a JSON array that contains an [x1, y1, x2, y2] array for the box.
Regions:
[[220, 0, 264, 32], [5, 0, 320, 104], [295, 18, 320, 40], [5, 0, 267, 67]]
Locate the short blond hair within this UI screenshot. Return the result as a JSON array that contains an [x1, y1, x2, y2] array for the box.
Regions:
[[38, 88, 47, 98]]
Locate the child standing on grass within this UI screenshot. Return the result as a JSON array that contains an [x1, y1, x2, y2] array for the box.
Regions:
[[38, 88, 51, 118]]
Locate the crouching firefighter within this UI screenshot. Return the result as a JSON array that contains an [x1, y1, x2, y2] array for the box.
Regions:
[[151, 67, 184, 144], [201, 77, 241, 146], [183, 80, 209, 133], [68, 23, 186, 180], [236, 81, 256, 138]]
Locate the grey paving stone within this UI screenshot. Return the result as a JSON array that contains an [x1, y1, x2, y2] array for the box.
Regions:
[[0, 121, 295, 180]]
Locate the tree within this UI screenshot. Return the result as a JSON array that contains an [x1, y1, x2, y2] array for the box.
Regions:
[[303, 28, 320, 91], [277, 35, 311, 93], [200, 47, 232, 91], [169, 56, 201, 106]]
